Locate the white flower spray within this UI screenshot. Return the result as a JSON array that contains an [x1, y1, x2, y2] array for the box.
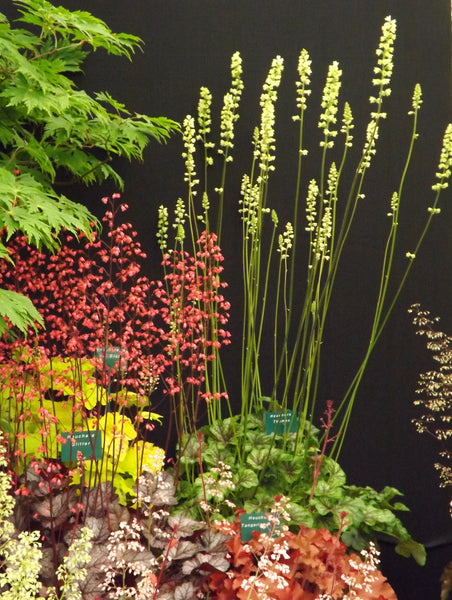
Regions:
[[156, 205, 168, 252], [432, 123, 452, 193], [47, 527, 94, 600], [218, 51, 244, 164], [256, 55, 284, 184], [294, 48, 312, 119], [182, 115, 199, 195], [318, 60, 342, 149], [277, 222, 294, 260], [359, 15, 396, 174]]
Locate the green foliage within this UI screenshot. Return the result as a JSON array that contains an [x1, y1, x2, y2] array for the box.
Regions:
[[0, 0, 179, 333], [0, 169, 92, 254], [175, 414, 425, 564], [0, 353, 164, 505], [0, 289, 43, 335]]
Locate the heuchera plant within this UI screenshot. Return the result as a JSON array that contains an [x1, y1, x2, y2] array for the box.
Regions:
[[158, 229, 231, 438], [157, 15, 451, 566], [161, 17, 452, 458], [0, 196, 166, 499], [409, 304, 452, 600], [0, 440, 229, 599], [0, 192, 413, 597], [175, 403, 424, 564], [209, 507, 397, 600], [0, 191, 227, 545], [1, 12, 451, 597], [0, 194, 233, 595]]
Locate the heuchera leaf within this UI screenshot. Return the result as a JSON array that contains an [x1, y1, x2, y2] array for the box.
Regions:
[[174, 582, 197, 600], [395, 539, 427, 566], [205, 417, 236, 445], [233, 467, 259, 489], [202, 443, 235, 467]]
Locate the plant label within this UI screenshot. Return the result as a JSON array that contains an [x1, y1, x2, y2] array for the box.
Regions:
[[264, 410, 298, 435], [95, 346, 128, 371], [60, 430, 102, 462], [240, 512, 272, 541]]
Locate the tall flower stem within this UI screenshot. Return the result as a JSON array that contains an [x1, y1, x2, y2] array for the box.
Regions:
[[331, 116, 452, 458]]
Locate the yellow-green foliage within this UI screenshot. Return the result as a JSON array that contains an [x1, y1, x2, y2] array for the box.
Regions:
[[0, 353, 164, 505]]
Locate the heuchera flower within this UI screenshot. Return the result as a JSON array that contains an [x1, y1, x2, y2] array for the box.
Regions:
[[156, 230, 230, 404], [0, 197, 169, 392], [0, 195, 230, 476]]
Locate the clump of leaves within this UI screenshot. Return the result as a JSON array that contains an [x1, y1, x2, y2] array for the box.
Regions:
[[0, 0, 178, 333], [0, 435, 94, 599], [70, 471, 229, 600], [209, 512, 397, 600], [1, 447, 228, 600], [175, 409, 425, 565]]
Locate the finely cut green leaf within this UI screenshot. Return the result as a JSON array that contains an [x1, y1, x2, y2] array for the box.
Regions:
[[0, 167, 95, 248], [0, 0, 178, 275], [0, 288, 43, 333]]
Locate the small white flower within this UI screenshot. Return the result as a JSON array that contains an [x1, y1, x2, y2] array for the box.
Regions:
[[305, 179, 319, 233], [218, 51, 243, 160], [182, 115, 199, 194], [156, 205, 168, 251]]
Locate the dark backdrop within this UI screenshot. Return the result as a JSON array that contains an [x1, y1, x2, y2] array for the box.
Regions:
[[3, 1, 452, 598]]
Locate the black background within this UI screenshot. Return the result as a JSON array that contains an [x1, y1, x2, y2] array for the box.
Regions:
[[2, 1, 452, 597]]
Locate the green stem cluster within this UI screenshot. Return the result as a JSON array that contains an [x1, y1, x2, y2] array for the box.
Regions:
[[160, 16, 452, 469]]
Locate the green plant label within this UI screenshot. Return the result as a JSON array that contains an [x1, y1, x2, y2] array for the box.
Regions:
[[240, 512, 272, 541], [95, 346, 128, 371], [264, 410, 298, 434], [60, 430, 102, 462]]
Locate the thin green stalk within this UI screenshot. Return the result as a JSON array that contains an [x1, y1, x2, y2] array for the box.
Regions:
[[330, 87, 425, 454], [280, 51, 311, 394], [332, 186, 445, 459]]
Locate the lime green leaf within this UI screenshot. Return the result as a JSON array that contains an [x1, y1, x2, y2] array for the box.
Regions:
[[82, 379, 104, 410], [0, 419, 13, 433], [114, 473, 135, 506], [140, 411, 163, 423], [40, 398, 83, 431]]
